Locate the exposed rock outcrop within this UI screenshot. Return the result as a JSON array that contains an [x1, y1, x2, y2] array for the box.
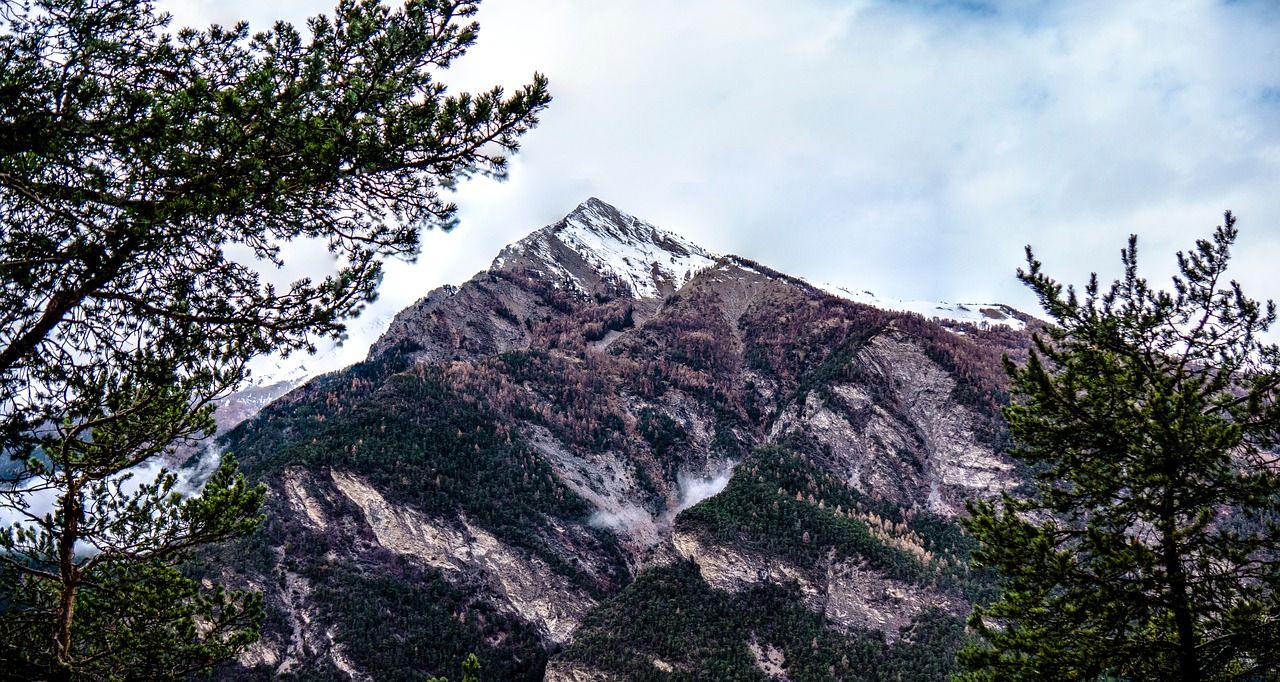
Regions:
[[331, 470, 595, 644], [773, 331, 1016, 516], [672, 527, 957, 638], [543, 660, 624, 682]]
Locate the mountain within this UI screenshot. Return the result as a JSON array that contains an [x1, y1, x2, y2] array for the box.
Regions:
[[206, 198, 1038, 681], [211, 379, 304, 434]]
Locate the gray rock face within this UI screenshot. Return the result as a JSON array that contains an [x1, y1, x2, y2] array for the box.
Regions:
[[772, 332, 1015, 516], [673, 527, 959, 639], [543, 660, 623, 682], [329, 470, 596, 644]]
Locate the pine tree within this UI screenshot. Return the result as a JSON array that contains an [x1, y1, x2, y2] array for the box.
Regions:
[[0, 0, 549, 678], [957, 212, 1280, 682], [428, 653, 481, 682]]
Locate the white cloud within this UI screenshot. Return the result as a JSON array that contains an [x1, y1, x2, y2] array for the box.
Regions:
[[151, 0, 1280, 379]]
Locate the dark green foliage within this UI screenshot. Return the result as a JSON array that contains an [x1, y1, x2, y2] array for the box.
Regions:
[[792, 312, 890, 405], [629, 406, 686, 502], [677, 445, 926, 582], [959, 213, 1280, 682], [311, 563, 543, 682], [201, 487, 548, 682], [226, 361, 625, 595], [905, 514, 998, 605], [428, 655, 482, 682], [889, 609, 972, 682], [1, 456, 265, 681], [678, 444, 994, 602], [710, 406, 752, 461], [637, 408, 689, 466], [495, 305, 521, 325], [0, 0, 549, 675], [560, 561, 969, 682], [204, 341, 635, 680], [0, 558, 262, 682], [0, 0, 550, 465]]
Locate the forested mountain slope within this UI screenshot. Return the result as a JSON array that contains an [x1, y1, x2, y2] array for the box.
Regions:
[[206, 199, 1038, 681]]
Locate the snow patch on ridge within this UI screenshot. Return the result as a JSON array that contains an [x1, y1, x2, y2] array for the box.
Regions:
[[817, 283, 1027, 331]]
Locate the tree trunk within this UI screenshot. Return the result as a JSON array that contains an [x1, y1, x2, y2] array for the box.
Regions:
[[53, 481, 82, 675], [1162, 526, 1200, 682]]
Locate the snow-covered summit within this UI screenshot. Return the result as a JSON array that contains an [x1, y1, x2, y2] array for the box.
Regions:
[[492, 198, 718, 299], [489, 198, 1030, 329]]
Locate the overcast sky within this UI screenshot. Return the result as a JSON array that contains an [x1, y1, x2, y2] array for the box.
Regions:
[[159, 0, 1280, 379]]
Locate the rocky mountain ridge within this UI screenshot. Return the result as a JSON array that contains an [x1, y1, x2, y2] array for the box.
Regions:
[[493, 197, 718, 300], [207, 198, 1038, 681]]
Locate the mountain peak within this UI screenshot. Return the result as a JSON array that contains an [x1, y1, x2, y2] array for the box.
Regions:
[[492, 198, 717, 299]]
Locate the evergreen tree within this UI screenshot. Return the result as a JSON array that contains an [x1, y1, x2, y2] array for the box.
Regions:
[[0, 0, 549, 678], [957, 212, 1280, 682], [428, 654, 481, 682]]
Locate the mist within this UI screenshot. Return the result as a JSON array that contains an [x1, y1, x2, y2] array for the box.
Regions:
[[674, 467, 735, 514], [0, 444, 227, 548], [587, 462, 738, 543]]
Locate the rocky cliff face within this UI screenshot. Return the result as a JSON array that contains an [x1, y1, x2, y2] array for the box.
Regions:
[[671, 526, 959, 638], [209, 199, 1036, 681]]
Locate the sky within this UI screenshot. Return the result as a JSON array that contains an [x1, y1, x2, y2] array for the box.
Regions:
[[159, 0, 1280, 380]]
